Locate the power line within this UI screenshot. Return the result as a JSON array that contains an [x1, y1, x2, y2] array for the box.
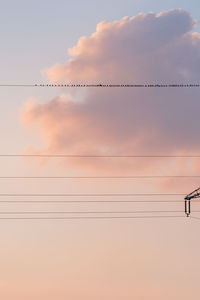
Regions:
[[0, 83, 200, 88], [0, 200, 184, 203], [0, 210, 184, 214], [0, 176, 200, 179], [0, 215, 186, 220], [1, 154, 200, 158], [0, 193, 186, 197]]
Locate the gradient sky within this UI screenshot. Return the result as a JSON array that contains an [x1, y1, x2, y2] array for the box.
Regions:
[[1, 1, 200, 299]]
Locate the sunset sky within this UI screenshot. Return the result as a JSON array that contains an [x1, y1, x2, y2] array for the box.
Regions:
[[1, 1, 200, 299]]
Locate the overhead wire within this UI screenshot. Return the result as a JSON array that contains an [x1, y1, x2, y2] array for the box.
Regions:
[[0, 175, 200, 179], [0, 215, 186, 220], [0, 83, 200, 88], [0, 193, 187, 197], [0, 210, 185, 214], [1, 154, 200, 157]]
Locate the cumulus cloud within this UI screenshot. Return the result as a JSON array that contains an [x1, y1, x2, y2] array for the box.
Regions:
[[21, 9, 200, 175], [46, 9, 197, 83]]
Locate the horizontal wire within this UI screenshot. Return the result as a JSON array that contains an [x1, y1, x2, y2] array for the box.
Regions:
[[0, 175, 200, 179], [1, 154, 200, 158], [0, 84, 36, 87], [0, 200, 184, 203], [0, 215, 186, 220], [0, 193, 186, 197], [0, 83, 200, 88], [0, 210, 185, 214]]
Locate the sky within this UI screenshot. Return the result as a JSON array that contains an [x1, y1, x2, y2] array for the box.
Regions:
[[1, 0, 200, 299]]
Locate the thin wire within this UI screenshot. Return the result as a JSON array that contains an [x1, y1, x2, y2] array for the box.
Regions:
[[0, 210, 184, 214], [0, 176, 200, 179], [0, 215, 186, 220], [0, 200, 184, 203], [0, 193, 186, 197], [1, 154, 200, 158], [0, 85, 36, 87], [0, 83, 200, 88]]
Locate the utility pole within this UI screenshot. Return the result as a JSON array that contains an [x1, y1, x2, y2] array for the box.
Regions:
[[184, 187, 200, 217]]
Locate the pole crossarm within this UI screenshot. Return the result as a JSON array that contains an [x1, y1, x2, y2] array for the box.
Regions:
[[184, 187, 200, 217], [185, 187, 200, 200]]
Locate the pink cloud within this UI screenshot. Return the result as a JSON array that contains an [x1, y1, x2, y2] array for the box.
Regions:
[[21, 9, 200, 175], [46, 9, 197, 83]]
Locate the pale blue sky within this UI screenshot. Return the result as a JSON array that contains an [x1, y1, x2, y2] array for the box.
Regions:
[[0, 0, 199, 83]]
